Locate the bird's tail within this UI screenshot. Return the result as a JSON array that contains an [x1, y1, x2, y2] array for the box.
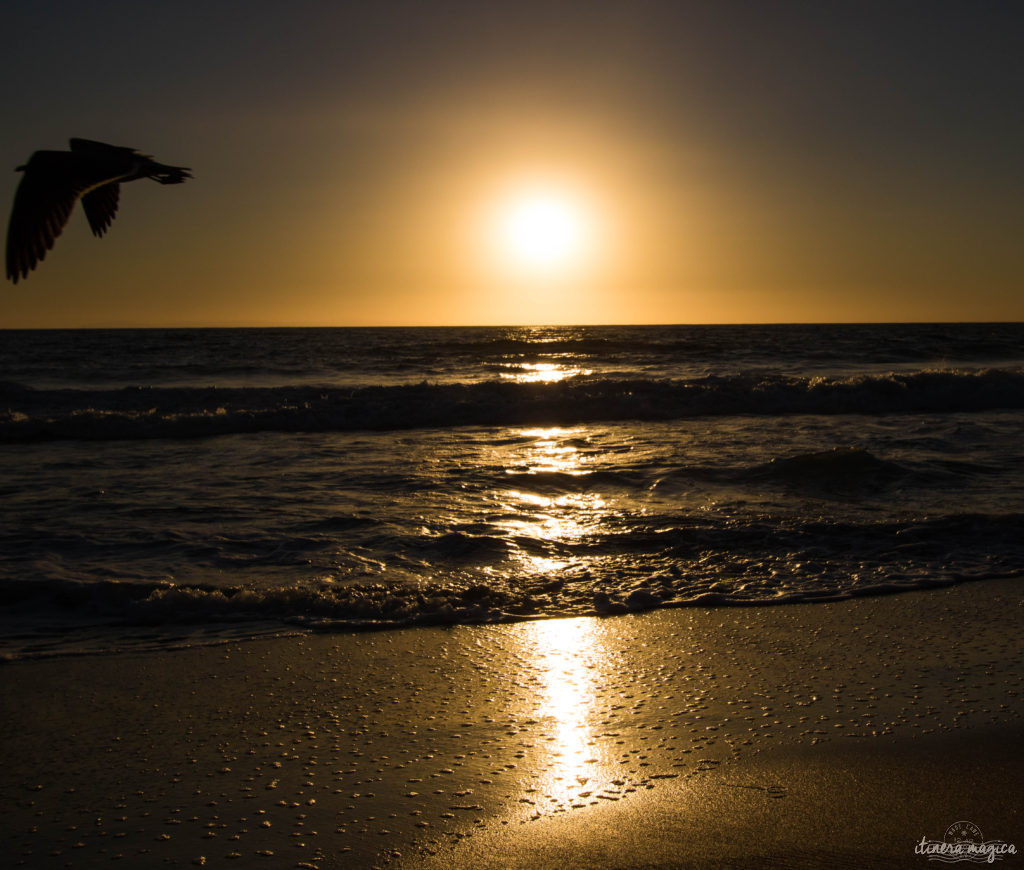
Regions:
[[147, 162, 192, 184]]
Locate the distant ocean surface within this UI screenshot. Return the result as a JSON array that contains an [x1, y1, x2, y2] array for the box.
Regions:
[[2, 324, 1023, 659]]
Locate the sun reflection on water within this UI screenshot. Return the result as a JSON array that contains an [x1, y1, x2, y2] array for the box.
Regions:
[[494, 427, 611, 578], [486, 427, 628, 813], [508, 426, 590, 474], [501, 362, 593, 383]]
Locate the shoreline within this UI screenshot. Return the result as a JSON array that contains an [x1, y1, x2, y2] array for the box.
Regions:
[[2, 578, 1022, 868]]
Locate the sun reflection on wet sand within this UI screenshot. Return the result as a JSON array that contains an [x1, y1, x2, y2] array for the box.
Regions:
[[526, 617, 612, 810]]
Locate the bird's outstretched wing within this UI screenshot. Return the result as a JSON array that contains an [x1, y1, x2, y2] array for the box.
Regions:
[[81, 184, 120, 238], [7, 139, 191, 282], [5, 152, 84, 284], [69, 138, 139, 158]]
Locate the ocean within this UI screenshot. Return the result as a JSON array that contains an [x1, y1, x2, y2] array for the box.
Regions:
[[2, 323, 1023, 659]]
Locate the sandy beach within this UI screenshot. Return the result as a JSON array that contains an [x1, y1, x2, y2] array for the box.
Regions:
[[3, 578, 1022, 869]]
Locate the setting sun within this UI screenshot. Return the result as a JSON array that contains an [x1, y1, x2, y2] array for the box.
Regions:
[[488, 185, 596, 276], [498, 192, 587, 268]]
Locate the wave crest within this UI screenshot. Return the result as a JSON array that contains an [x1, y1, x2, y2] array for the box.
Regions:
[[3, 367, 1023, 442]]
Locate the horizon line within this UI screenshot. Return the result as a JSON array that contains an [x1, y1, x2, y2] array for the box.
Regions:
[[2, 319, 1023, 331]]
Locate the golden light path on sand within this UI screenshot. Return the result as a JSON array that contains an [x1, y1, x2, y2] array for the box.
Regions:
[[527, 616, 611, 809]]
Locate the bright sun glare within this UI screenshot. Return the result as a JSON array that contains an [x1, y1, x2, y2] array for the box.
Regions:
[[491, 187, 592, 275]]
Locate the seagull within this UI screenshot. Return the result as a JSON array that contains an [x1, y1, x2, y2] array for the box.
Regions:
[[5, 138, 191, 283]]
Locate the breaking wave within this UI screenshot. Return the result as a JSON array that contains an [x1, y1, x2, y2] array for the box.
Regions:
[[4, 511, 1022, 659], [4, 367, 1024, 443]]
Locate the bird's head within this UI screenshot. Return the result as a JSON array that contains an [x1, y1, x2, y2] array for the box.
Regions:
[[148, 165, 192, 185]]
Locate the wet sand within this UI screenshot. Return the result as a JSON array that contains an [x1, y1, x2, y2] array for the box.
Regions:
[[417, 725, 1024, 869], [2, 578, 1022, 868]]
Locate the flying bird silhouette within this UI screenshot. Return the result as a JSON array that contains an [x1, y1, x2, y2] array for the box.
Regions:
[[5, 138, 191, 283]]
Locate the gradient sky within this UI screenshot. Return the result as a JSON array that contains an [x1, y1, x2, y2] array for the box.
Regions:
[[2, 0, 1021, 327]]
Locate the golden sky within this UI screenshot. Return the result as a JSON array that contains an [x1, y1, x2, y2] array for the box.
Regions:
[[2, 1, 1022, 327]]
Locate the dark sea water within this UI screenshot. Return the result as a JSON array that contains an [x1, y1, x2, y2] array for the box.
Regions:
[[2, 323, 1023, 658]]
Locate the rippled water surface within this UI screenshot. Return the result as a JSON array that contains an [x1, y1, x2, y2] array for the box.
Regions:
[[2, 324, 1022, 657]]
